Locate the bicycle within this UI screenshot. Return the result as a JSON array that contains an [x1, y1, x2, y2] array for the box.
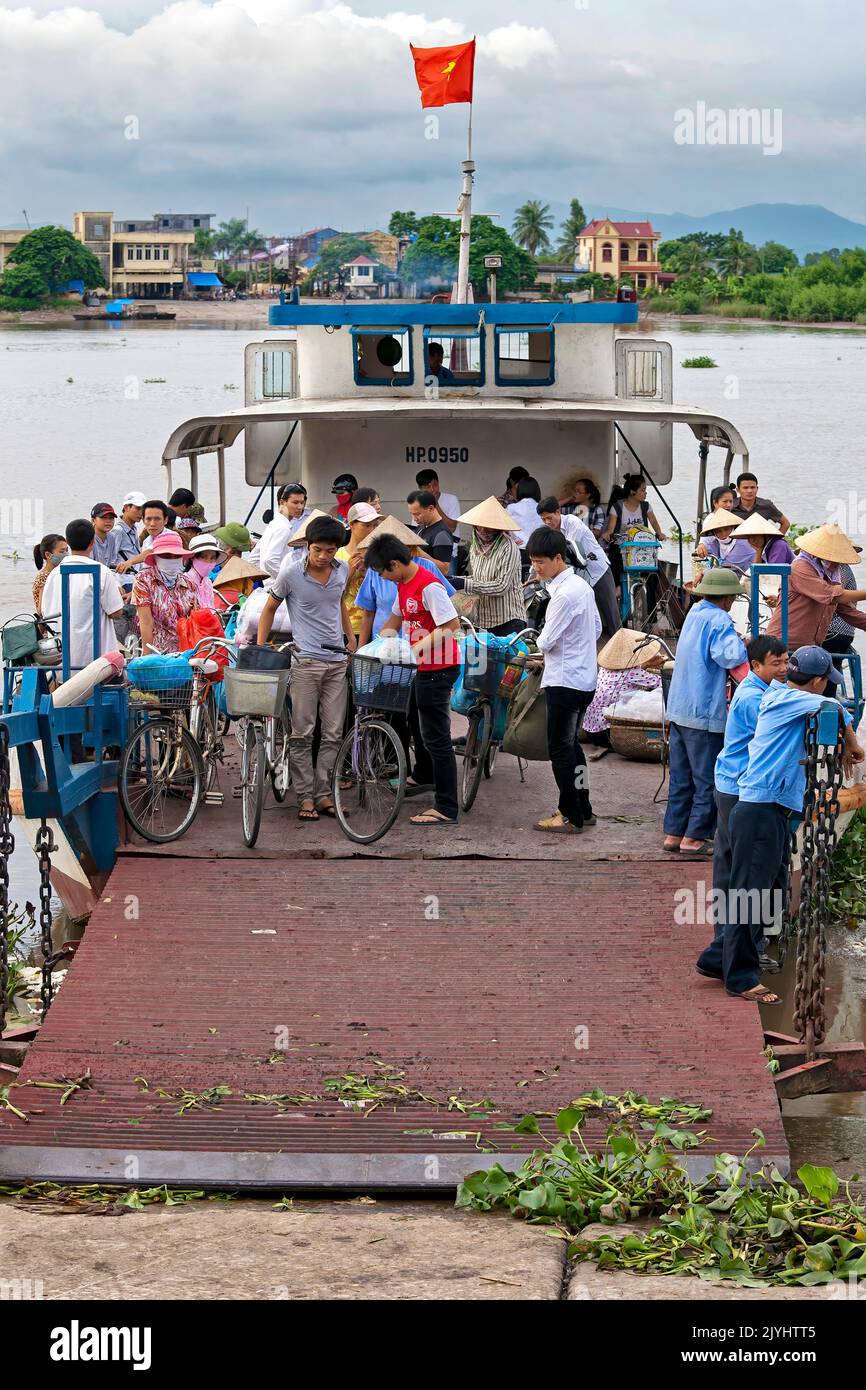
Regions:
[[118, 636, 235, 843], [456, 623, 538, 811], [332, 650, 413, 844], [224, 643, 294, 848]]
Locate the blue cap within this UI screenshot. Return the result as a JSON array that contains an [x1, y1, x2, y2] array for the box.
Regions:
[[789, 645, 842, 685]]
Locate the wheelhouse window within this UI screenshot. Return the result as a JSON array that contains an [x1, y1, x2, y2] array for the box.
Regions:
[[423, 329, 484, 387], [352, 328, 413, 386], [494, 327, 555, 387]]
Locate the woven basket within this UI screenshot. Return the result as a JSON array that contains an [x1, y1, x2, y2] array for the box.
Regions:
[[608, 715, 665, 762]]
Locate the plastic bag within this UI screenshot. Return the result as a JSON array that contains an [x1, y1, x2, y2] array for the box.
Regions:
[[356, 635, 415, 664]]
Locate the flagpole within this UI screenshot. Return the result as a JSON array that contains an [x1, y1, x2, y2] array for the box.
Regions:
[[456, 101, 474, 304]]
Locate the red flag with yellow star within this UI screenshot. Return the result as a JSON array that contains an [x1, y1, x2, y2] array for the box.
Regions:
[[410, 38, 475, 108]]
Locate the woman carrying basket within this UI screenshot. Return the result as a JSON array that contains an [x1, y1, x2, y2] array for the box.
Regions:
[[131, 530, 200, 654]]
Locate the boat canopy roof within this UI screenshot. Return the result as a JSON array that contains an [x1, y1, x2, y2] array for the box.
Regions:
[[161, 395, 748, 463], [268, 300, 638, 328]]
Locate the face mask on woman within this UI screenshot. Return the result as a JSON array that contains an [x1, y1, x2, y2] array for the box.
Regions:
[[157, 557, 185, 582], [48, 550, 65, 566], [191, 557, 214, 577]]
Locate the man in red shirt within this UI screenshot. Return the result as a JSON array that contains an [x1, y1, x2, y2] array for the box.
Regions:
[[365, 533, 462, 826]]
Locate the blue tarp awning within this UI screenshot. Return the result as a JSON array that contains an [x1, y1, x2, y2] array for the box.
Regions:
[[188, 272, 223, 288]]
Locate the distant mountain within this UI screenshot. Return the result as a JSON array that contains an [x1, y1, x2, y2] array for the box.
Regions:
[[583, 203, 866, 261]]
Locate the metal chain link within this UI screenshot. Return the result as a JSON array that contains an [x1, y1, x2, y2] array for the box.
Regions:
[[0, 725, 15, 1036], [35, 818, 57, 1019], [793, 712, 844, 1059], [775, 823, 799, 969]]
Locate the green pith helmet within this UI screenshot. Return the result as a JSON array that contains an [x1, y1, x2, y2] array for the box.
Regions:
[[695, 565, 744, 596]]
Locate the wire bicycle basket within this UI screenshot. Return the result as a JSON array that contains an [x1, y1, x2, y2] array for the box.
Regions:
[[127, 654, 196, 711], [351, 654, 416, 714]]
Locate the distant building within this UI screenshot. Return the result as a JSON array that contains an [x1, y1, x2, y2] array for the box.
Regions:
[[343, 255, 379, 296], [356, 229, 399, 272], [73, 210, 204, 298], [0, 227, 28, 276], [577, 219, 662, 290], [297, 227, 341, 258]]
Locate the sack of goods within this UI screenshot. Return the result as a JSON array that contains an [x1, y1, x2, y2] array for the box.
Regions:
[[502, 665, 548, 761]]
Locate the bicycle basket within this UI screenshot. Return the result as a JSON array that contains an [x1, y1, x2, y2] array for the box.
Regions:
[[2, 619, 39, 663], [224, 667, 290, 719], [127, 654, 195, 709], [462, 632, 524, 699], [351, 654, 415, 713]]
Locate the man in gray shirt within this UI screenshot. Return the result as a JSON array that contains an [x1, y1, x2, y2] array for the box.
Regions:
[[256, 515, 356, 821]]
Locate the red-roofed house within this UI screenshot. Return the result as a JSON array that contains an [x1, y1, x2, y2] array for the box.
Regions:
[[343, 254, 379, 296], [577, 219, 661, 290]]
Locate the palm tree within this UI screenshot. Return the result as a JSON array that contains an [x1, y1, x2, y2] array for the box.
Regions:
[[556, 197, 586, 261], [214, 217, 248, 272], [676, 240, 712, 276], [717, 228, 758, 279], [240, 229, 268, 288], [512, 200, 554, 257]]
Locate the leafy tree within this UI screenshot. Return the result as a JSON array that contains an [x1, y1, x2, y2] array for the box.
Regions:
[[388, 211, 419, 238], [757, 241, 798, 273], [556, 198, 587, 261], [213, 217, 249, 269], [658, 231, 729, 272], [399, 215, 536, 295], [804, 247, 840, 265], [306, 233, 385, 292], [512, 200, 554, 257], [0, 262, 51, 301], [8, 225, 103, 291]]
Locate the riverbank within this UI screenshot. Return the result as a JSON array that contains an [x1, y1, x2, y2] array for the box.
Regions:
[[641, 310, 866, 332], [0, 298, 273, 327]]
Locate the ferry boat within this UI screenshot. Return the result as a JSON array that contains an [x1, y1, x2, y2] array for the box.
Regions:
[[160, 293, 751, 571]]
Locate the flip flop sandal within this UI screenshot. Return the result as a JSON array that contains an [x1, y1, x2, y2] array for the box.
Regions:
[[725, 986, 782, 1004], [695, 966, 723, 980], [316, 803, 337, 818], [663, 842, 682, 854], [298, 805, 319, 821], [410, 812, 458, 828], [678, 844, 714, 859]]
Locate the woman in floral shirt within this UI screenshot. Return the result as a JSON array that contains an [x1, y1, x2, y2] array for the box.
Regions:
[[132, 530, 199, 653]]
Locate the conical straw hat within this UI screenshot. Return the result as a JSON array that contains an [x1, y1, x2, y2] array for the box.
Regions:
[[286, 508, 329, 546], [357, 514, 428, 550], [598, 628, 662, 671], [212, 555, 269, 589], [458, 496, 520, 531], [700, 508, 741, 534], [731, 513, 782, 539], [795, 522, 861, 565]]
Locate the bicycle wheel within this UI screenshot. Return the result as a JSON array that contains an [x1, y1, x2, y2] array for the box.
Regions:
[[269, 702, 291, 803], [241, 720, 266, 848], [628, 580, 649, 632], [332, 718, 406, 844], [461, 702, 492, 812], [119, 717, 204, 843], [483, 739, 498, 779]]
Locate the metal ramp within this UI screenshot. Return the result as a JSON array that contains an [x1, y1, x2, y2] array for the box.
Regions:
[[1, 860, 787, 1187]]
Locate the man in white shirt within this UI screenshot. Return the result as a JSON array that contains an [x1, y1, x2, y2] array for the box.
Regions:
[[537, 496, 621, 640], [527, 525, 601, 834], [415, 468, 461, 536], [42, 519, 124, 674], [250, 483, 310, 582]]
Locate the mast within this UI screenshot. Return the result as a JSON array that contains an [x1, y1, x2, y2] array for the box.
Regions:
[[455, 104, 474, 304]]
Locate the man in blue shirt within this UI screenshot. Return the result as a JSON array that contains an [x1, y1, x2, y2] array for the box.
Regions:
[[663, 567, 748, 855], [720, 646, 863, 1002], [696, 634, 788, 983]]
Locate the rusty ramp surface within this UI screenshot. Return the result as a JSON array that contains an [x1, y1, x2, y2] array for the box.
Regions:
[[0, 860, 787, 1187]]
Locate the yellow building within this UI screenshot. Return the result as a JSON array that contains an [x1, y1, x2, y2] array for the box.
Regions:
[[73, 211, 213, 297], [0, 227, 29, 276], [577, 219, 662, 291]]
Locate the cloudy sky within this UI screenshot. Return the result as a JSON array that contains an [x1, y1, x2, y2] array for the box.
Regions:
[[1, 0, 863, 236]]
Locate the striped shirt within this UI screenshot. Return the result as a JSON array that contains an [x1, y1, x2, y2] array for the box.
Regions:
[[460, 533, 525, 631]]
